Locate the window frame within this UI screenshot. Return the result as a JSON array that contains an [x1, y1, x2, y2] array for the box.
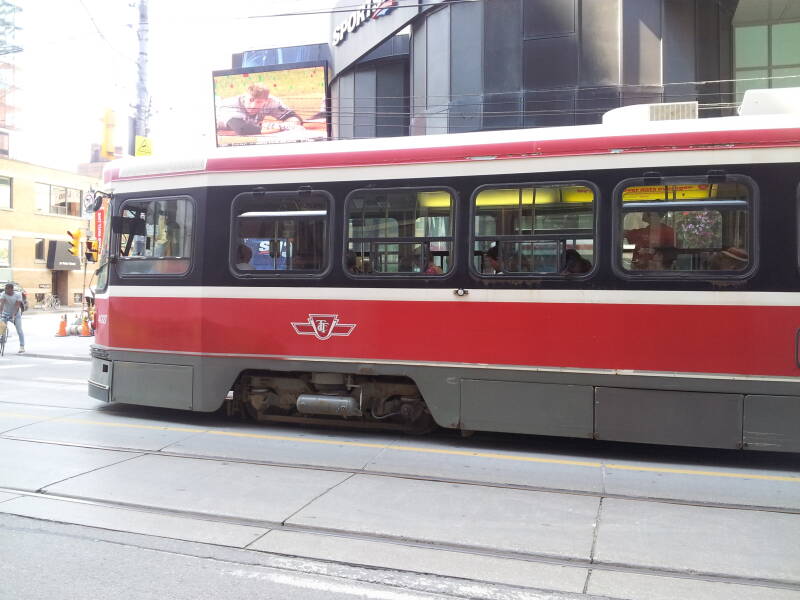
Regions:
[[343, 185, 458, 280], [0, 238, 10, 268], [34, 238, 45, 263], [115, 194, 197, 279], [733, 20, 800, 100], [468, 179, 599, 280], [229, 189, 334, 279], [0, 176, 12, 209], [35, 182, 83, 216], [611, 174, 759, 281]]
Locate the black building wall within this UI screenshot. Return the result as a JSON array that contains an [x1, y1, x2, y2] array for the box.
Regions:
[[330, 0, 739, 138], [331, 36, 410, 139]]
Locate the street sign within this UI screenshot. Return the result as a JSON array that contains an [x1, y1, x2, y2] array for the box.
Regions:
[[135, 135, 152, 156], [94, 207, 106, 252]]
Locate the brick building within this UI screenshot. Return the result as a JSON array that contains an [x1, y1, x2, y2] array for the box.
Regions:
[[0, 157, 100, 307]]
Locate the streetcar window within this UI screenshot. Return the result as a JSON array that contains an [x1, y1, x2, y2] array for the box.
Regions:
[[117, 196, 194, 276], [472, 183, 595, 276], [618, 180, 752, 274], [345, 188, 454, 276], [231, 191, 329, 275]]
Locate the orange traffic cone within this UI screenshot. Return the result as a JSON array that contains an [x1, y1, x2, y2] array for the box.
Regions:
[[79, 317, 92, 337], [55, 314, 67, 337]]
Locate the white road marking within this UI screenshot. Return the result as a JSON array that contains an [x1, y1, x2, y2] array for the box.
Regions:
[[43, 359, 87, 365], [36, 377, 87, 385], [225, 568, 454, 599]]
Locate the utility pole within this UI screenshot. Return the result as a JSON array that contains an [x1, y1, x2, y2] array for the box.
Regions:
[[134, 0, 149, 141]]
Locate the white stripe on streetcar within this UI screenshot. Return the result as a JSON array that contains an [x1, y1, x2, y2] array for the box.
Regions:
[[99, 286, 800, 307]]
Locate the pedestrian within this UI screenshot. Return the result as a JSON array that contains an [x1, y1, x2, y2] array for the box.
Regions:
[[0, 283, 24, 353]]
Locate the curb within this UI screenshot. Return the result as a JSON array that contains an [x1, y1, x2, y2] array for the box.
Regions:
[[22, 353, 91, 362]]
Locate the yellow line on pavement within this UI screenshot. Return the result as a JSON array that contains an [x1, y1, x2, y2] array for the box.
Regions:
[[56, 418, 204, 434], [2, 412, 799, 483], [604, 463, 800, 482]]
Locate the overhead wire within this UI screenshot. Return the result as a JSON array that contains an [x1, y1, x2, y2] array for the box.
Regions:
[[76, 0, 137, 64], [248, 0, 480, 19]]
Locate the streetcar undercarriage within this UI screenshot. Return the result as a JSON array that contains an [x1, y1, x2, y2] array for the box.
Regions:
[[226, 371, 435, 433]]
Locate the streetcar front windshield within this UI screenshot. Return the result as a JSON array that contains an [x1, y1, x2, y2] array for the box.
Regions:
[[116, 196, 194, 276]]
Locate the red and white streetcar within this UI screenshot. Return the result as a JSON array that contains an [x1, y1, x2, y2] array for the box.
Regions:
[[90, 88, 800, 451]]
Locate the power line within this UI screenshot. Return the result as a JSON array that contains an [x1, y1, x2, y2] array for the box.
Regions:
[[248, 0, 478, 20], [77, 0, 136, 64]]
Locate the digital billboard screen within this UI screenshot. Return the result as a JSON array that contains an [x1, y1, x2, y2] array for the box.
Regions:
[[213, 63, 328, 146]]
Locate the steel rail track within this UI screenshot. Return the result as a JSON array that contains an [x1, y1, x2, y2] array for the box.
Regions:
[[1, 431, 799, 515], [0, 482, 799, 594]]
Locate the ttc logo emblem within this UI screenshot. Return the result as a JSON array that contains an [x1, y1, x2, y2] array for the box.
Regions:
[[291, 314, 356, 341]]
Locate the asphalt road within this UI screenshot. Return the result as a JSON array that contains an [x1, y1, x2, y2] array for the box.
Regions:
[[1, 354, 799, 600]]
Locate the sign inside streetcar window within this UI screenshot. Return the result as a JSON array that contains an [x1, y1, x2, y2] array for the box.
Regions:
[[212, 64, 328, 147], [622, 184, 717, 201], [241, 238, 289, 270]]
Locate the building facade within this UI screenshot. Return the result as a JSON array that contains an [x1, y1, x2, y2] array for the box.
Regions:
[[0, 157, 100, 307], [241, 0, 800, 141]]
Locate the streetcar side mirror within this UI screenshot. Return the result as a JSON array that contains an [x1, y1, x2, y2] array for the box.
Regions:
[[111, 216, 147, 236]]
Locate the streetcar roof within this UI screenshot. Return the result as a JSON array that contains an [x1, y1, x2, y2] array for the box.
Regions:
[[105, 94, 800, 192]]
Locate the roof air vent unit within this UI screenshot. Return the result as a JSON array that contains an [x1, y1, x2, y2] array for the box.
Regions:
[[602, 101, 698, 125], [649, 101, 698, 121]]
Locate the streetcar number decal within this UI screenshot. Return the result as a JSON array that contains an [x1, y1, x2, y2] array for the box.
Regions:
[[291, 314, 356, 341]]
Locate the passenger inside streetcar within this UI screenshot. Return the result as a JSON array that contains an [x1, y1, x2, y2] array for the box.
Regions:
[[484, 244, 503, 274], [710, 247, 748, 271], [422, 250, 443, 275], [624, 211, 677, 270], [236, 244, 254, 270], [345, 250, 360, 274], [562, 249, 592, 274]]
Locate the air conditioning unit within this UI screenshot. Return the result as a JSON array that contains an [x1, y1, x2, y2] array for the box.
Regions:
[[650, 101, 698, 121], [603, 101, 699, 125]]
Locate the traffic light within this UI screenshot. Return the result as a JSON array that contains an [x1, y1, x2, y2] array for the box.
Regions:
[[85, 240, 98, 263], [101, 109, 116, 160], [67, 230, 82, 257]]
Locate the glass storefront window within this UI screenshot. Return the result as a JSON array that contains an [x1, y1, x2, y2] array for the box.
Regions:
[[773, 66, 800, 87], [735, 68, 769, 98], [771, 22, 800, 66], [735, 25, 768, 69], [735, 21, 800, 99]]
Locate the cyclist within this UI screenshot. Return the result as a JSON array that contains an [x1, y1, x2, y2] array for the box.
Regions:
[[0, 283, 24, 353]]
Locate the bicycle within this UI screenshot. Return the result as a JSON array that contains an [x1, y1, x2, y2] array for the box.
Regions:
[[43, 294, 61, 311], [0, 312, 10, 357]]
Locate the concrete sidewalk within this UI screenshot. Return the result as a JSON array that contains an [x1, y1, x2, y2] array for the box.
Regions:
[[5, 310, 93, 361]]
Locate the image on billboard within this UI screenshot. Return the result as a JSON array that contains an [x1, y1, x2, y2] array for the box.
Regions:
[[213, 64, 328, 146]]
